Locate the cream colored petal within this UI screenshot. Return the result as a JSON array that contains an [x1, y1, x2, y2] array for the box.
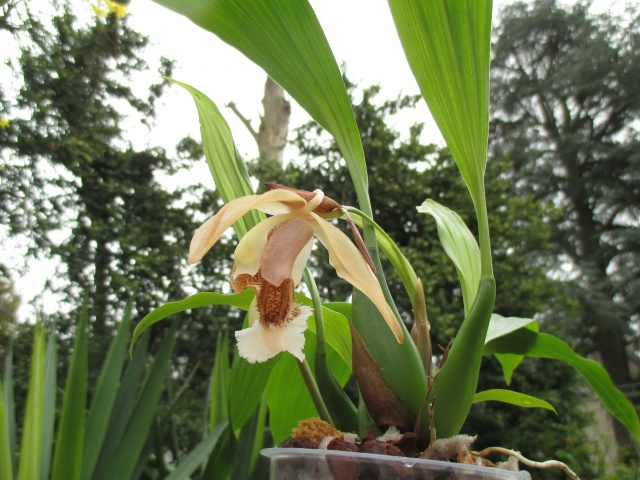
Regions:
[[235, 305, 311, 363], [232, 214, 292, 279], [256, 188, 308, 215], [189, 190, 307, 265], [307, 214, 404, 343], [247, 297, 259, 327]]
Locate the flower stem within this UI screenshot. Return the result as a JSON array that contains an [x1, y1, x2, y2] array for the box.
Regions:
[[303, 267, 326, 356], [297, 358, 332, 424]]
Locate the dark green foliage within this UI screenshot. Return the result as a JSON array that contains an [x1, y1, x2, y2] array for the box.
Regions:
[[0, 1, 238, 467], [491, 0, 640, 447]]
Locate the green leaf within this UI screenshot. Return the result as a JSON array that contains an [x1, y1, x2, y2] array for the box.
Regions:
[[39, 331, 57, 480], [18, 325, 46, 480], [131, 290, 254, 355], [152, 0, 370, 208], [168, 78, 262, 238], [1, 346, 15, 479], [202, 422, 236, 480], [425, 276, 496, 440], [0, 377, 13, 480], [91, 332, 150, 479], [485, 328, 640, 441], [98, 324, 177, 480], [209, 326, 230, 431], [52, 310, 88, 480], [232, 405, 264, 480], [486, 314, 538, 384], [80, 304, 133, 480], [418, 199, 481, 313], [164, 420, 229, 480], [229, 353, 279, 432], [485, 314, 537, 344], [266, 351, 318, 444], [388, 0, 492, 205], [474, 389, 557, 413], [297, 295, 352, 367]]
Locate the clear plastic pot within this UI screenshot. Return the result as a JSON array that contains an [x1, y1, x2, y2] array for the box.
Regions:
[[262, 448, 532, 480]]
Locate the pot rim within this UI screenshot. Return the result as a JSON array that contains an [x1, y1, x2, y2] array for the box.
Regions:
[[261, 447, 532, 479]]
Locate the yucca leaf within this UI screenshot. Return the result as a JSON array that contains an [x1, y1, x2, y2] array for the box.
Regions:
[[232, 406, 263, 480], [0, 378, 13, 480], [98, 323, 177, 480], [39, 330, 57, 480], [92, 332, 150, 479], [151, 0, 370, 208], [388, 0, 492, 207], [248, 397, 268, 475], [1, 345, 15, 479], [51, 310, 88, 480], [417, 199, 481, 314], [485, 328, 640, 441], [17, 325, 46, 480], [202, 422, 236, 480], [164, 420, 229, 480], [473, 389, 557, 413], [80, 304, 133, 480], [209, 326, 230, 431]]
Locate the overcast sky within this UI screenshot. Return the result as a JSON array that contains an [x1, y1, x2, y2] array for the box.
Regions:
[[3, 0, 624, 320]]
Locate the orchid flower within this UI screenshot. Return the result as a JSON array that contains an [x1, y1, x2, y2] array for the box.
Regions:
[[189, 187, 403, 363]]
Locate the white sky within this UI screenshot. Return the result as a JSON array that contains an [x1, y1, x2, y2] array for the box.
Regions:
[[3, 0, 625, 320]]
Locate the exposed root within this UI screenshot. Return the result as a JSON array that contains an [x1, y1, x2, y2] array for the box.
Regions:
[[469, 446, 580, 479]]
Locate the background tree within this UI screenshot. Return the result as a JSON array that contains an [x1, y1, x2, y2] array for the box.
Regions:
[[0, 1, 237, 461], [491, 0, 640, 449]]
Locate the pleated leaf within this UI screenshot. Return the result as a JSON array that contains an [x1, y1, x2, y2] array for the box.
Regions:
[[485, 328, 640, 441], [266, 350, 318, 444], [388, 0, 492, 204], [169, 78, 261, 238], [131, 290, 254, 355], [51, 311, 88, 480], [229, 353, 279, 432], [152, 0, 369, 199], [418, 199, 481, 314], [474, 389, 557, 413]]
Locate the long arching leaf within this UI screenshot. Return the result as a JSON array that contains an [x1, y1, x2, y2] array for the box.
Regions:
[[485, 328, 640, 441]]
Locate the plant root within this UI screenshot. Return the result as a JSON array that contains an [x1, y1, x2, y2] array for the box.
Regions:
[[469, 446, 580, 480]]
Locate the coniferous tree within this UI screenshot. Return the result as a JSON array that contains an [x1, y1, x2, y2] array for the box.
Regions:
[[491, 0, 640, 448]]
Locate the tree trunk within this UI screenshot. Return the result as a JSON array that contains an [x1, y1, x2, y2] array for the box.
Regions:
[[257, 77, 290, 165]]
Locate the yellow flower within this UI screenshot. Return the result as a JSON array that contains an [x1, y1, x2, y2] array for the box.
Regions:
[[0, 117, 9, 129], [105, 0, 128, 19], [189, 188, 403, 363]]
